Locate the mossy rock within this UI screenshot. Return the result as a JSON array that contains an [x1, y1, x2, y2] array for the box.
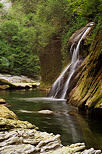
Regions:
[[0, 105, 18, 120], [0, 79, 13, 86], [68, 27, 102, 116]]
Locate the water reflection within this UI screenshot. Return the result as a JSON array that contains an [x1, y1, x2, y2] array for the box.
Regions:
[[1, 89, 102, 149]]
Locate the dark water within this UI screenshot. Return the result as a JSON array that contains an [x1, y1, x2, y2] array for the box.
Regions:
[[1, 89, 102, 149]]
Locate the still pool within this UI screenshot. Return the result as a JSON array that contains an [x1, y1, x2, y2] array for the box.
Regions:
[[1, 89, 102, 149]]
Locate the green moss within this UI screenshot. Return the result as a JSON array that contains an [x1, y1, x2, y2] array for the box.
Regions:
[[69, 26, 102, 112], [0, 79, 13, 86]]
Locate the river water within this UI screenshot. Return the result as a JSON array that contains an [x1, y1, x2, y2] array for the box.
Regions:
[[1, 89, 102, 149]]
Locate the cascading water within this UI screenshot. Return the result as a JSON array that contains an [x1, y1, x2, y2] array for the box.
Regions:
[[48, 22, 94, 99]]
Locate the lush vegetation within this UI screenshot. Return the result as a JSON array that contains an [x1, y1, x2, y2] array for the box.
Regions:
[[0, 0, 102, 77]]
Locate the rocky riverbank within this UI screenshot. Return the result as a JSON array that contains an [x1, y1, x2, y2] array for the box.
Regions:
[[0, 102, 101, 154], [0, 74, 40, 90]]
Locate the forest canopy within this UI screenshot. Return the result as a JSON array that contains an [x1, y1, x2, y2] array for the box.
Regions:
[[0, 0, 102, 77]]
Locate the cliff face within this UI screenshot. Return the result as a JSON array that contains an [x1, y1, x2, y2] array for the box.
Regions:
[[68, 28, 102, 116], [40, 40, 63, 86]]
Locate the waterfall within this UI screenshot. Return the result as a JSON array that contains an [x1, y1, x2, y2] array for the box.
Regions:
[[47, 23, 94, 99]]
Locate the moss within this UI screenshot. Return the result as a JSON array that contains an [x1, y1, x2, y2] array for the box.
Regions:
[[0, 79, 13, 86], [69, 26, 102, 114]]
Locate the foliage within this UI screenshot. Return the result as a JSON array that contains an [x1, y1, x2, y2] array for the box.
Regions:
[[0, 19, 40, 76], [0, 2, 4, 8], [0, 0, 102, 77]]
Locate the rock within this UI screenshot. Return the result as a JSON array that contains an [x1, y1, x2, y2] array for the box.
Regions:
[[38, 110, 53, 114], [68, 22, 94, 50], [0, 144, 36, 154], [0, 78, 13, 86], [0, 105, 18, 120], [0, 106, 101, 154], [0, 85, 10, 90], [19, 109, 53, 114], [0, 128, 62, 153], [0, 117, 37, 130], [45, 143, 85, 154], [0, 128, 101, 154], [0, 98, 6, 104], [68, 28, 102, 116], [0, 74, 40, 89], [82, 148, 101, 154]]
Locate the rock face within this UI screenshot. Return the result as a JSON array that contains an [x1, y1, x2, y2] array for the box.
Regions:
[[0, 74, 40, 90], [47, 22, 94, 99], [68, 28, 102, 116], [40, 40, 63, 85]]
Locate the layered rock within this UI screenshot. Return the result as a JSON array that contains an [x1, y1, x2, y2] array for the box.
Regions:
[[68, 27, 102, 116], [0, 105, 18, 120], [0, 74, 40, 90]]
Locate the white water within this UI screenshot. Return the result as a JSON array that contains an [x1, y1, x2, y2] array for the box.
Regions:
[[48, 24, 93, 99], [60, 27, 91, 99]]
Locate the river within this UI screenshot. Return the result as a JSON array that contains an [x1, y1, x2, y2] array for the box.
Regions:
[[1, 89, 102, 149]]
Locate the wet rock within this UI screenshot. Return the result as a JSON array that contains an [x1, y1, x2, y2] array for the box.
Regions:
[[0, 128, 62, 154], [0, 74, 40, 89], [68, 28, 102, 116], [0, 98, 6, 104], [0, 144, 36, 154], [0, 105, 18, 120], [68, 22, 94, 51], [19, 109, 53, 114], [0, 117, 37, 130], [38, 110, 53, 114], [42, 143, 85, 154], [82, 148, 101, 154], [0, 129, 101, 154], [0, 85, 10, 90]]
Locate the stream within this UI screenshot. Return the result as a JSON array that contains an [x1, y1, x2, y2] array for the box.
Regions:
[[1, 89, 102, 150]]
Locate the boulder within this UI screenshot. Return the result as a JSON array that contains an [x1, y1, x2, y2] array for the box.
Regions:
[[0, 98, 6, 104], [38, 110, 53, 114], [0, 105, 18, 120]]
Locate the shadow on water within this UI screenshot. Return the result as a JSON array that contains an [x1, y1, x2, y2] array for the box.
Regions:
[[1, 89, 102, 149]]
